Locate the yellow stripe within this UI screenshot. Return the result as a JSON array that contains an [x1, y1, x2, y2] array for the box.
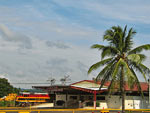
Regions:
[[0, 108, 150, 112], [19, 112, 30, 113], [16, 97, 50, 99]]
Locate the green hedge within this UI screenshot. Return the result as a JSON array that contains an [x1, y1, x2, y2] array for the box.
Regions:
[[0, 101, 15, 107]]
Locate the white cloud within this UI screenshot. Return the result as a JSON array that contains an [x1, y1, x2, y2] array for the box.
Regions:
[[0, 24, 32, 49], [0, 24, 148, 88], [0, 25, 100, 88], [53, 0, 150, 24], [0, 0, 150, 88], [16, 21, 100, 43], [45, 41, 70, 49]]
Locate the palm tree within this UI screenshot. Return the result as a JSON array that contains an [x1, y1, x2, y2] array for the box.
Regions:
[[88, 25, 150, 113]]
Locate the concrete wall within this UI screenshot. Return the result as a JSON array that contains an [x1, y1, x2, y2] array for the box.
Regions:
[[106, 95, 122, 109]]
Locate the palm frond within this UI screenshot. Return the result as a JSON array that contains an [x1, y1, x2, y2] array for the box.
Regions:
[[123, 28, 136, 52], [107, 58, 123, 94], [98, 62, 116, 90], [130, 68, 144, 98], [122, 25, 127, 39], [91, 44, 105, 50], [127, 54, 146, 64], [120, 59, 135, 79], [122, 25, 127, 50], [103, 30, 117, 46], [129, 57, 150, 76], [96, 59, 116, 80], [137, 66, 147, 82], [129, 62, 147, 81], [127, 54, 141, 64], [128, 44, 150, 54], [103, 26, 123, 48], [101, 46, 119, 59], [138, 63, 150, 76], [107, 79, 116, 95], [88, 58, 113, 74], [137, 54, 146, 62], [111, 58, 122, 79], [103, 30, 114, 40], [112, 26, 123, 33]]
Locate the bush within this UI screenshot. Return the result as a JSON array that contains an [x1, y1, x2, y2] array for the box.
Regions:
[[96, 101, 100, 107], [0, 101, 15, 107]]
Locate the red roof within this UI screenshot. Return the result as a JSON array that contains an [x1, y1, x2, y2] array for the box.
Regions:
[[71, 80, 148, 92]]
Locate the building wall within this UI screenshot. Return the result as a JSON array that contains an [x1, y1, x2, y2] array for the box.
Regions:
[[100, 95, 149, 109], [125, 96, 134, 109], [55, 94, 149, 109], [106, 95, 122, 109], [141, 97, 149, 109], [67, 95, 79, 101], [56, 94, 66, 102], [56, 94, 80, 102]]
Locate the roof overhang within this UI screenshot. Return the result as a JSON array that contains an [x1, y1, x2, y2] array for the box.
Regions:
[[71, 85, 107, 93]]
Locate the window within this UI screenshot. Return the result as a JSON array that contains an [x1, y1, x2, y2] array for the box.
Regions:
[[70, 96, 77, 100], [18, 98, 26, 100], [24, 94, 29, 97], [86, 101, 93, 106], [80, 96, 84, 101], [96, 96, 105, 100], [56, 100, 65, 106], [88, 96, 93, 100]]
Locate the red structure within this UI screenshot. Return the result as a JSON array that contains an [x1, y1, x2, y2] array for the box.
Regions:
[[16, 92, 50, 105]]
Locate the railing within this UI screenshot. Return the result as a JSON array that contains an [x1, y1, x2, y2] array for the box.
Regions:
[[0, 108, 150, 113]]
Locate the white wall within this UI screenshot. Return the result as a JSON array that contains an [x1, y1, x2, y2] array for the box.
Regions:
[[125, 96, 149, 109], [56, 94, 66, 102], [102, 95, 149, 109]]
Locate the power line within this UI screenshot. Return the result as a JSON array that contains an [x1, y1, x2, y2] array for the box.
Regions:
[[11, 83, 50, 84]]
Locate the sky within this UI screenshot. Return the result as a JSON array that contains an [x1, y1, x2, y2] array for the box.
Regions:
[[0, 0, 150, 88]]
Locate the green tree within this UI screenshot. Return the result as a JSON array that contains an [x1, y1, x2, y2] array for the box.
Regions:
[[88, 25, 150, 113], [0, 78, 20, 98]]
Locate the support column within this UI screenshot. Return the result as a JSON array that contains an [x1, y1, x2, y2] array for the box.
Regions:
[[93, 90, 97, 109], [65, 92, 68, 108], [148, 79, 150, 108]]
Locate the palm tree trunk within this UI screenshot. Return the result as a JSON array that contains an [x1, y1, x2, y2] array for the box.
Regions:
[[121, 66, 125, 113]]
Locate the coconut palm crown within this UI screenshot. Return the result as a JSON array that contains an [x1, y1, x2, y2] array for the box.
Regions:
[[88, 25, 150, 112]]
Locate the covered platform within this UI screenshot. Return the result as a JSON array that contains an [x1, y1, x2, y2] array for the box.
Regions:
[[33, 80, 149, 109]]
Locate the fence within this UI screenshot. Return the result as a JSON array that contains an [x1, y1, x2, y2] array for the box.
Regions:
[[0, 108, 150, 113]]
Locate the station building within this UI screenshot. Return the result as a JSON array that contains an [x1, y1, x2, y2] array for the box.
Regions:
[[33, 80, 149, 109]]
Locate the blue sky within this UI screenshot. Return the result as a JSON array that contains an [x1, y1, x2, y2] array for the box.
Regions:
[[0, 0, 150, 88]]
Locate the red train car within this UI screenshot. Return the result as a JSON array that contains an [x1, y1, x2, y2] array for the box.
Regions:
[[16, 92, 50, 106]]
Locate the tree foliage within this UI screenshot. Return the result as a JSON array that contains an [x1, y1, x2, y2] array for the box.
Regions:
[[0, 78, 20, 98]]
